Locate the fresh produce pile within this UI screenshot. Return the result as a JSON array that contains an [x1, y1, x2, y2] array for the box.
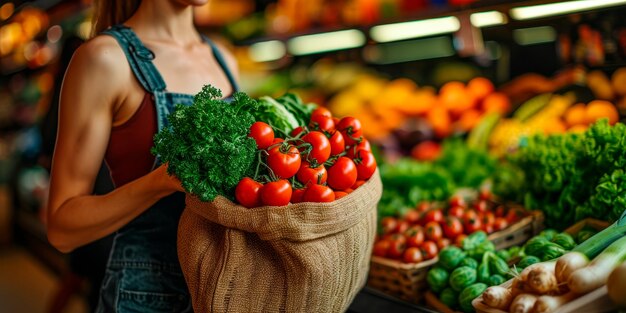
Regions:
[[153, 85, 377, 206], [426, 232, 513, 313], [479, 215, 626, 313], [373, 193, 526, 264], [507, 120, 626, 229]]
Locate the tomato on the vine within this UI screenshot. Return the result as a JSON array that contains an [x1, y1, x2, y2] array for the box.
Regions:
[[352, 180, 366, 190], [291, 188, 305, 204], [387, 236, 407, 259], [494, 205, 506, 218], [395, 220, 410, 234], [442, 217, 463, 239], [403, 247, 423, 263], [353, 149, 377, 180], [506, 208, 525, 224], [448, 206, 465, 219], [405, 226, 425, 248], [474, 200, 489, 213], [290, 126, 307, 137], [296, 162, 327, 186], [302, 131, 331, 164], [425, 221, 443, 241], [493, 217, 508, 231], [303, 184, 335, 203], [404, 209, 420, 224], [311, 107, 332, 119], [249, 122, 274, 150], [337, 117, 363, 146], [449, 195, 466, 208], [436, 238, 451, 250], [334, 191, 348, 199], [380, 217, 398, 234], [464, 216, 483, 234], [420, 241, 438, 260], [235, 177, 263, 208], [267, 144, 301, 179], [326, 157, 357, 191], [272, 138, 284, 144], [309, 115, 335, 133], [328, 131, 345, 156], [260, 180, 292, 206], [482, 212, 496, 228]]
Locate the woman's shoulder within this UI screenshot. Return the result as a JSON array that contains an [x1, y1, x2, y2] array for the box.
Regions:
[[68, 35, 132, 88]]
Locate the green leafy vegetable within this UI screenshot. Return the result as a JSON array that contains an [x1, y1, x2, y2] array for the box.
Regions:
[[152, 85, 258, 202], [255, 96, 300, 137]]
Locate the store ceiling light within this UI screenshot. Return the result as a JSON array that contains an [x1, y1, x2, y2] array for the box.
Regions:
[[287, 29, 365, 55], [513, 26, 557, 45], [510, 0, 626, 20], [370, 16, 460, 43], [470, 11, 507, 27], [249, 40, 286, 62]]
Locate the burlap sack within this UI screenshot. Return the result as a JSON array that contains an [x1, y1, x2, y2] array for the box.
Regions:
[[177, 170, 382, 313]]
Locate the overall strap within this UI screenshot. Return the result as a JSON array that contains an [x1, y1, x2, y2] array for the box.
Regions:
[[201, 35, 240, 92], [101, 25, 167, 93]]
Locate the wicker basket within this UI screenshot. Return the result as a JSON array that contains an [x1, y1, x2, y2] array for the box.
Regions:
[[367, 210, 544, 304]]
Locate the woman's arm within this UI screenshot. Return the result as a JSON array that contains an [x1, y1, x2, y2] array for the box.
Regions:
[[47, 36, 182, 253]]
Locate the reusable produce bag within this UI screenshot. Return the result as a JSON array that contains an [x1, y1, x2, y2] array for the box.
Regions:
[[177, 171, 382, 313]]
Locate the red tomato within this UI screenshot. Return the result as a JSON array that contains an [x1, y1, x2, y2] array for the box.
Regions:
[[506, 208, 525, 224], [344, 188, 354, 194], [328, 131, 345, 156], [404, 209, 421, 224], [353, 149, 377, 180], [334, 191, 348, 199], [483, 224, 494, 234], [464, 215, 483, 234], [303, 184, 335, 203], [420, 241, 439, 260], [309, 115, 335, 133], [423, 209, 444, 225], [381, 217, 398, 234], [442, 217, 463, 239], [479, 189, 492, 201], [291, 188, 305, 204], [345, 140, 372, 159], [272, 138, 284, 144], [474, 200, 489, 213], [463, 210, 479, 224], [482, 212, 496, 228], [290, 126, 307, 137], [493, 217, 508, 231], [494, 205, 506, 218], [267, 144, 301, 179], [260, 180, 292, 206], [326, 157, 357, 191], [235, 177, 263, 208], [337, 117, 363, 146], [395, 220, 410, 234], [425, 222, 443, 241], [373, 239, 391, 257], [454, 234, 467, 247], [296, 162, 328, 186], [448, 206, 465, 219], [449, 195, 466, 208], [417, 202, 431, 213], [405, 226, 425, 248], [387, 237, 407, 259], [249, 122, 274, 150], [385, 233, 407, 244], [352, 180, 366, 189], [302, 131, 331, 164], [436, 238, 451, 250], [403, 247, 424, 263], [311, 107, 332, 119]]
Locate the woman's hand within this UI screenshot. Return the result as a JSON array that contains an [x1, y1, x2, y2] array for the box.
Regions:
[[155, 163, 185, 193]]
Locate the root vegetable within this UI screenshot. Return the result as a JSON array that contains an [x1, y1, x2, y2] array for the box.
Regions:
[[555, 252, 589, 284], [510, 294, 537, 313], [527, 267, 558, 294], [531, 292, 577, 313], [520, 261, 555, 281], [568, 236, 626, 294], [483, 286, 514, 310], [607, 261, 626, 308]]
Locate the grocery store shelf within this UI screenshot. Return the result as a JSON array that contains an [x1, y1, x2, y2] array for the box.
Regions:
[[15, 209, 68, 275]]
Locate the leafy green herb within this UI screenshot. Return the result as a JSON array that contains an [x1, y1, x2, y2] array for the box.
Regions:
[[152, 85, 258, 202]]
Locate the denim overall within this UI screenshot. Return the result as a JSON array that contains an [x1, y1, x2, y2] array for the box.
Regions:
[[96, 25, 238, 313]]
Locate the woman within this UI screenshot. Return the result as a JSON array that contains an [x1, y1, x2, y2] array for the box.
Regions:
[[46, 0, 238, 311]]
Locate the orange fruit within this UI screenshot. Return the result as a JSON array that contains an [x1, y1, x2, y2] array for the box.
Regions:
[[427, 106, 452, 138], [568, 124, 588, 133], [439, 81, 477, 116], [398, 89, 437, 116], [457, 109, 483, 132], [585, 100, 619, 125], [467, 77, 495, 101], [543, 118, 567, 135], [482, 93, 511, 114], [564, 103, 587, 127]]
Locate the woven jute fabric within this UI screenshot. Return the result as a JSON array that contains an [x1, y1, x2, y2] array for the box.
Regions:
[[177, 170, 382, 313]]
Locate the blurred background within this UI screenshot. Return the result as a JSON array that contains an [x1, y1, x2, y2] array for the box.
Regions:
[[1, 0, 626, 312]]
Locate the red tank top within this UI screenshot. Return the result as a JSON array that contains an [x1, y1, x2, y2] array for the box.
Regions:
[[105, 93, 156, 187]]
